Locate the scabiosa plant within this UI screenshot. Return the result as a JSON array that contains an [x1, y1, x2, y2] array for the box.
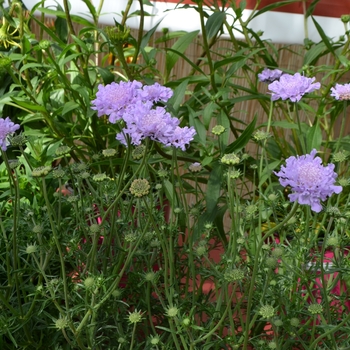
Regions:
[[258, 68, 284, 83], [275, 149, 342, 212], [0, 117, 20, 151], [330, 83, 350, 100], [268, 72, 321, 102]]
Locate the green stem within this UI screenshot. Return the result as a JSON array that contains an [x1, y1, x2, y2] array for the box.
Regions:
[[334, 100, 347, 154], [243, 201, 299, 350], [41, 177, 70, 312]]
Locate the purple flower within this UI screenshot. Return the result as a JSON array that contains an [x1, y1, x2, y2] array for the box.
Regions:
[[118, 102, 179, 145], [268, 73, 321, 102], [116, 101, 196, 150], [140, 83, 173, 103], [330, 83, 350, 101], [92, 80, 196, 150], [258, 68, 284, 83], [91, 80, 143, 123], [165, 126, 196, 151], [0, 117, 20, 151], [275, 149, 342, 213]]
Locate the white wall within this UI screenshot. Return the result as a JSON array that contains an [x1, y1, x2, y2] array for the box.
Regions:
[[21, 0, 346, 44]]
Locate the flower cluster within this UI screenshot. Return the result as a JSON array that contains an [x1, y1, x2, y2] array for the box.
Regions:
[[92, 80, 196, 150], [275, 149, 342, 212], [268, 73, 320, 102], [258, 68, 284, 83], [0, 117, 20, 151]]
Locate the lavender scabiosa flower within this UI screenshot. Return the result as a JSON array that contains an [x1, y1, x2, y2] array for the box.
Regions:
[[91, 80, 142, 123], [268, 73, 320, 102], [275, 149, 342, 212], [258, 68, 284, 83], [140, 82, 173, 103], [330, 83, 350, 101], [116, 101, 196, 150], [166, 126, 196, 151], [0, 117, 20, 151], [116, 101, 179, 145]]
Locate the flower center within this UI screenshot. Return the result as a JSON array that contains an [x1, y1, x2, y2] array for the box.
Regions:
[[297, 163, 321, 187], [339, 92, 350, 100]]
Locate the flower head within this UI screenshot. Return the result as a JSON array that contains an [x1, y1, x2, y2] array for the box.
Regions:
[[258, 68, 284, 83], [93, 80, 195, 150], [0, 117, 20, 151], [165, 126, 196, 151], [224, 268, 244, 282], [330, 83, 350, 101], [275, 149, 342, 213], [308, 303, 323, 315], [130, 178, 150, 197], [102, 148, 117, 157], [212, 124, 225, 135], [268, 73, 320, 102], [32, 166, 52, 177], [259, 304, 275, 319], [55, 145, 71, 157], [189, 162, 202, 172], [165, 306, 179, 318], [91, 80, 142, 123], [140, 82, 173, 102], [128, 309, 144, 324], [221, 153, 240, 165]]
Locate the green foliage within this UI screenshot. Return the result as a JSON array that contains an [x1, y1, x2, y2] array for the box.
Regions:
[[1, 0, 350, 349]]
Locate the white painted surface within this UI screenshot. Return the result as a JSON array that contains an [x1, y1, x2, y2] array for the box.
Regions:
[[21, 0, 346, 44]]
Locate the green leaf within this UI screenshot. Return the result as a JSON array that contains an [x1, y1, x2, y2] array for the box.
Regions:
[[305, 0, 322, 17], [163, 179, 178, 207], [168, 79, 189, 113], [11, 98, 46, 112], [165, 30, 200, 79], [62, 101, 80, 115], [155, 31, 188, 44], [251, 0, 301, 19], [55, 14, 68, 43], [303, 42, 327, 66], [22, 35, 31, 54], [311, 16, 336, 58], [32, 17, 66, 47], [188, 107, 207, 145], [259, 160, 281, 187], [218, 109, 230, 150], [203, 102, 217, 128], [224, 94, 269, 105], [205, 12, 226, 40], [142, 0, 154, 6], [306, 122, 322, 152], [225, 116, 257, 154], [261, 120, 299, 130], [71, 35, 89, 52], [19, 63, 49, 74], [206, 161, 223, 213], [96, 67, 115, 85], [59, 53, 81, 67], [165, 47, 206, 76], [36, 8, 93, 27], [140, 21, 162, 52], [80, 0, 97, 22]]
